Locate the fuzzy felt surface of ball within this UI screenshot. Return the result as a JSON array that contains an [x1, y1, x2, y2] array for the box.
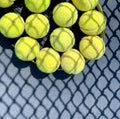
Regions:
[[0, 0, 15, 8], [50, 27, 75, 52], [0, 12, 25, 38], [79, 36, 106, 60], [24, 0, 51, 13], [15, 36, 40, 61], [53, 2, 78, 27], [25, 14, 50, 39], [72, 0, 98, 11], [79, 10, 106, 35], [36, 47, 60, 73], [61, 49, 85, 74]]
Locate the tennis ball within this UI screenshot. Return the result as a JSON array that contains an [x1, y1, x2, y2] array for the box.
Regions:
[[79, 10, 106, 35], [15, 36, 40, 61], [36, 47, 60, 73], [72, 0, 98, 11], [79, 36, 106, 60], [25, 14, 50, 39], [0, 0, 15, 8], [50, 27, 75, 52], [24, 0, 51, 13], [0, 12, 24, 38], [53, 2, 78, 27], [61, 49, 85, 74]]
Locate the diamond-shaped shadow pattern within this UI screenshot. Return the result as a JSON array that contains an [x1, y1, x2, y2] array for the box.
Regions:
[[0, 0, 120, 119]]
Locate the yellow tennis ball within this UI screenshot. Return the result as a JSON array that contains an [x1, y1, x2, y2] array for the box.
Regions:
[[53, 2, 78, 27], [61, 49, 85, 74], [79, 36, 106, 60], [0, 12, 25, 38], [0, 0, 15, 8], [15, 36, 40, 61], [36, 47, 60, 73], [72, 0, 98, 11], [25, 14, 50, 39], [50, 27, 75, 52], [79, 10, 106, 35], [24, 0, 51, 13]]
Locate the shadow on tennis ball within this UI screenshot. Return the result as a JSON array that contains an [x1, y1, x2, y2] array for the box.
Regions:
[[30, 63, 72, 79], [11, 52, 32, 68], [11, 53, 49, 79], [30, 63, 49, 79], [0, 34, 13, 49], [53, 69, 73, 80]]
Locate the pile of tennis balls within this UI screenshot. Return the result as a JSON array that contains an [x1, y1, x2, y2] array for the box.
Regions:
[[0, 0, 106, 74]]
